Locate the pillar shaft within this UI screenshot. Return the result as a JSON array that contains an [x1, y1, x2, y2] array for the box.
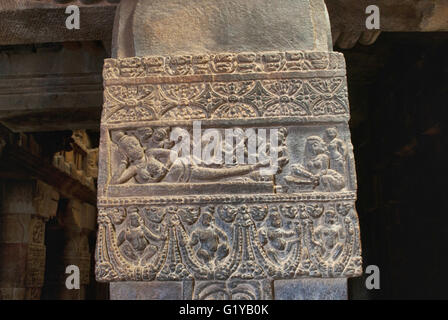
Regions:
[[97, 0, 362, 300]]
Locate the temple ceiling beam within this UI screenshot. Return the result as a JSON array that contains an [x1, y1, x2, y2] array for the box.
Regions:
[[0, 1, 447, 46]]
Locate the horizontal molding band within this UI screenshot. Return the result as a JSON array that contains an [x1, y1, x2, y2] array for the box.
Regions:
[[98, 192, 357, 206]]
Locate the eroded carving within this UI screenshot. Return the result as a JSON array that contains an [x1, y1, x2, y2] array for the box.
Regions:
[[103, 52, 345, 80], [117, 207, 166, 265], [284, 127, 348, 192], [193, 279, 272, 300], [190, 207, 229, 267]]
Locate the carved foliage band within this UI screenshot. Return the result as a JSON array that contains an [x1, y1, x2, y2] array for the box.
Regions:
[[102, 51, 349, 123]]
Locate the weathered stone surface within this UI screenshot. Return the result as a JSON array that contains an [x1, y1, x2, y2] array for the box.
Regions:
[[0, 243, 28, 287], [274, 278, 347, 300], [110, 281, 185, 300], [96, 0, 362, 300], [0, 214, 31, 243], [0, 133, 100, 300], [96, 49, 362, 281], [0, 287, 26, 300], [0, 1, 117, 46], [52, 130, 98, 191], [113, 0, 332, 58], [0, 180, 57, 217], [0, 180, 37, 215]]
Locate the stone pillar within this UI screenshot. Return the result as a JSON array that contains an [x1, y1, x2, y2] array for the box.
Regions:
[[97, 0, 362, 300], [45, 200, 96, 300], [0, 180, 59, 300]]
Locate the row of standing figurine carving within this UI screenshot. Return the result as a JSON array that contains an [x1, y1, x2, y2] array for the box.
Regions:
[[96, 201, 362, 282]]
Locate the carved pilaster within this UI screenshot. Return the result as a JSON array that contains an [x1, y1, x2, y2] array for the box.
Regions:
[[0, 180, 59, 300]]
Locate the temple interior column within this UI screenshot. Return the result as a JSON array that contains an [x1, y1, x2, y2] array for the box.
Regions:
[[98, 0, 362, 300], [0, 180, 59, 300]]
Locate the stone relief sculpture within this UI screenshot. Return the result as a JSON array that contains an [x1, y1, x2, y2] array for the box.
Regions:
[[110, 126, 288, 184], [96, 200, 361, 282], [325, 127, 347, 176], [96, 0, 362, 300], [189, 208, 229, 267], [258, 210, 300, 264], [284, 127, 347, 192], [116, 207, 166, 265], [101, 48, 349, 126], [314, 210, 345, 261]]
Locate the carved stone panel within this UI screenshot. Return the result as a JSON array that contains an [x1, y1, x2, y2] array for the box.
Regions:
[[25, 217, 46, 289], [96, 50, 362, 297]]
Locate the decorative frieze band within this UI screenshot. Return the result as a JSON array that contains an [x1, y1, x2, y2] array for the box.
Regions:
[[102, 51, 349, 123], [103, 51, 346, 79], [96, 199, 362, 282], [98, 192, 357, 206]]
